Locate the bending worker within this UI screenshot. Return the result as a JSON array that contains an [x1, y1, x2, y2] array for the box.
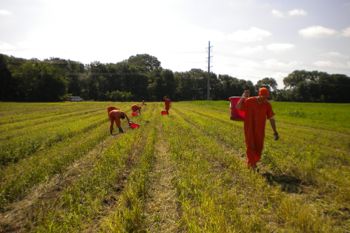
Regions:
[[107, 107, 130, 135], [131, 104, 142, 115], [236, 87, 279, 170]]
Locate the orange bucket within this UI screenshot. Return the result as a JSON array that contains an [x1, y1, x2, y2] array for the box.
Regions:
[[229, 97, 245, 121], [129, 122, 140, 129]]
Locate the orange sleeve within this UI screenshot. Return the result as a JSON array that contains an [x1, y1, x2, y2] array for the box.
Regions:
[[266, 102, 274, 119], [242, 97, 253, 111]]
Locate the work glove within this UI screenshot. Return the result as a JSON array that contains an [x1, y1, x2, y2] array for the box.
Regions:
[[274, 132, 279, 141]]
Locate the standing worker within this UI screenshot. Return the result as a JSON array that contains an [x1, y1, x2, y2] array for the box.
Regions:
[[163, 96, 171, 114], [236, 87, 279, 170], [107, 107, 131, 135]]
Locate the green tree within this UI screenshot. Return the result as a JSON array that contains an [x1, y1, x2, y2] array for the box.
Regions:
[[256, 77, 278, 92], [0, 54, 16, 100]]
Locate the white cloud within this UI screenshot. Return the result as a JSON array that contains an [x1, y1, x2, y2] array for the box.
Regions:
[[227, 27, 271, 43], [266, 43, 295, 52], [299, 26, 337, 38], [263, 59, 300, 69], [0, 9, 12, 16], [272, 8, 307, 18], [313, 60, 350, 69], [323, 51, 349, 59], [288, 9, 307, 16], [313, 60, 333, 67], [0, 41, 15, 51], [271, 9, 284, 18], [342, 27, 350, 37], [235, 46, 264, 55]]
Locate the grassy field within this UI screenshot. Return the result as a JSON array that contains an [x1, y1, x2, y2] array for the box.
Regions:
[[0, 101, 349, 233]]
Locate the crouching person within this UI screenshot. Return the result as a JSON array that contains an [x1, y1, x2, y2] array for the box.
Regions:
[[107, 108, 130, 134]]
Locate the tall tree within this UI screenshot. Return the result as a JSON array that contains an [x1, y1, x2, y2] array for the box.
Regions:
[[256, 77, 278, 92]]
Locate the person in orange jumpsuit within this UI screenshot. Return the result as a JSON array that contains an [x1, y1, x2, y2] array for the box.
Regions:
[[131, 104, 141, 115], [107, 107, 130, 135], [163, 96, 171, 114], [236, 87, 279, 170]]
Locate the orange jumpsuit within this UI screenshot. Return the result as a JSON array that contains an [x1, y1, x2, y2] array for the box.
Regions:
[[107, 106, 118, 114], [108, 109, 124, 132], [164, 98, 171, 114], [131, 105, 141, 112], [241, 97, 274, 167]]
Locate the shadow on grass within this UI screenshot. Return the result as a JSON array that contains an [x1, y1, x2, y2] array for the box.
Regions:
[[262, 172, 303, 193]]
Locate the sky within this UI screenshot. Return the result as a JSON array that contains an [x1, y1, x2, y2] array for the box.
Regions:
[[1, 0, 350, 88]]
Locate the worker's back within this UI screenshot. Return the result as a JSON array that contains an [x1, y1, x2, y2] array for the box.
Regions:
[[244, 97, 274, 138], [108, 109, 122, 120]]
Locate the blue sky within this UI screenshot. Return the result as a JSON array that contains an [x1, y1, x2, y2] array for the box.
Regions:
[[1, 0, 349, 87]]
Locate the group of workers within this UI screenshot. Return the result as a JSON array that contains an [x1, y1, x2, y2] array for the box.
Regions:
[[107, 89, 278, 170], [108, 96, 170, 135]]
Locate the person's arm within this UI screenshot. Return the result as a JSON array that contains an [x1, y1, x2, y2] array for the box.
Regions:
[[269, 117, 279, 140], [236, 90, 249, 110], [125, 114, 130, 123]]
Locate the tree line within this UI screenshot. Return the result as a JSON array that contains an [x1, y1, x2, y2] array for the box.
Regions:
[[1, 53, 349, 102]]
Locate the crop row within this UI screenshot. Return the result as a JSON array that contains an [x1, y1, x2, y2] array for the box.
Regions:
[[163, 109, 337, 232], [0, 107, 103, 135], [173, 103, 350, 230], [32, 106, 157, 232], [0, 103, 134, 166], [0, 118, 110, 209], [0, 114, 106, 166], [0, 102, 115, 125]]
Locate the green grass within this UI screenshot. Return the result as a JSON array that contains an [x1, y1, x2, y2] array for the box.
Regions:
[[0, 101, 349, 232]]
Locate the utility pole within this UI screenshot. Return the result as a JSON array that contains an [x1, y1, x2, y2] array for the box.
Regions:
[[207, 41, 212, 100]]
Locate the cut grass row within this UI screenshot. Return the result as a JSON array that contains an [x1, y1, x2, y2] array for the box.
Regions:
[[0, 102, 115, 125], [176, 102, 350, 170], [173, 104, 350, 231], [0, 118, 109, 209], [164, 109, 337, 232], [0, 104, 132, 166], [31, 106, 157, 232], [97, 119, 157, 233], [178, 102, 350, 153], [0, 102, 131, 134], [0, 114, 106, 166], [0, 107, 103, 135]]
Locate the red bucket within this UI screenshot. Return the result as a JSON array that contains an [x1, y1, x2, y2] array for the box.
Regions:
[[131, 111, 139, 117], [129, 122, 140, 129], [229, 97, 245, 121], [161, 110, 168, 115]]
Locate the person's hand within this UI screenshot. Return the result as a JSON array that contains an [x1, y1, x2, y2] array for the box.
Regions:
[[242, 90, 250, 98], [274, 132, 279, 141]]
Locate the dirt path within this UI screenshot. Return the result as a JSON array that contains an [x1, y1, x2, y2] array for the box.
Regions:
[[0, 135, 115, 233], [142, 124, 180, 233]]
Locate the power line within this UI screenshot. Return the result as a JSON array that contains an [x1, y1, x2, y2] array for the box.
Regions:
[[207, 41, 213, 100]]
